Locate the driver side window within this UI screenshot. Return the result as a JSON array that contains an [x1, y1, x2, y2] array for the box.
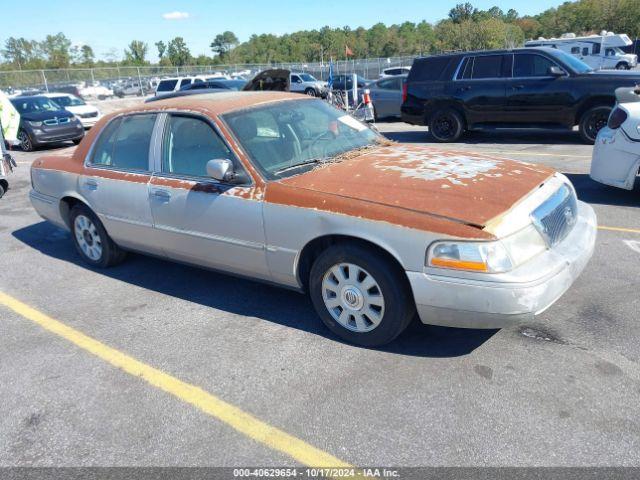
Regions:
[[161, 115, 233, 178]]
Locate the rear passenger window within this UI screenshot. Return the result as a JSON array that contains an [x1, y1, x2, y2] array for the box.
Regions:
[[472, 55, 504, 79], [179, 79, 191, 88], [162, 116, 233, 178], [157, 79, 178, 92], [90, 114, 156, 171]]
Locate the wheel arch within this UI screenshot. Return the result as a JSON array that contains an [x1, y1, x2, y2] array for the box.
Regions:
[[425, 100, 467, 126], [296, 234, 409, 292], [59, 194, 93, 229], [575, 96, 615, 125]]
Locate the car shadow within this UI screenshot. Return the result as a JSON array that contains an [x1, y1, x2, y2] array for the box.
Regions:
[[566, 173, 640, 207], [383, 128, 584, 145], [12, 221, 497, 358]]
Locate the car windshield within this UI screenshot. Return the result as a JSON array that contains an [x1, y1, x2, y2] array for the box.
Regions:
[[299, 73, 316, 82], [11, 97, 62, 113], [223, 99, 380, 179], [50, 95, 85, 107], [546, 49, 593, 73]]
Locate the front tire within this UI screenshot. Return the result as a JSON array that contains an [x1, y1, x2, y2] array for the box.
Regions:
[[309, 244, 415, 347], [429, 108, 465, 142], [616, 62, 630, 70], [69, 204, 126, 268], [579, 106, 611, 144], [18, 129, 35, 152], [304, 88, 317, 97]]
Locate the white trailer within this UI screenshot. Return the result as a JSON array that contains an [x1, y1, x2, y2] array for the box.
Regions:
[[525, 31, 638, 70]]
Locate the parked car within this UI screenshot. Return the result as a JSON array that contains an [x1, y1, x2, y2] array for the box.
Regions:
[[289, 72, 328, 97], [401, 47, 640, 144], [114, 81, 145, 98], [43, 93, 102, 128], [590, 86, 640, 190], [180, 79, 247, 91], [379, 66, 411, 78], [10, 95, 84, 151], [155, 77, 206, 97], [368, 75, 407, 119], [78, 82, 114, 100], [331, 74, 371, 92], [28, 92, 596, 346]]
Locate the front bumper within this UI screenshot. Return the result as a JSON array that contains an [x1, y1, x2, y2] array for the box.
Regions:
[[407, 201, 597, 329], [31, 124, 84, 144], [78, 116, 100, 129], [590, 127, 640, 190]]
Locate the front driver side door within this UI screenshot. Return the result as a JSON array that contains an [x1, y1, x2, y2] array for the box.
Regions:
[[148, 113, 270, 280], [505, 53, 576, 126]]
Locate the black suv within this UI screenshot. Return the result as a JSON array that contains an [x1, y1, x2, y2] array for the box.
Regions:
[[401, 47, 640, 143]]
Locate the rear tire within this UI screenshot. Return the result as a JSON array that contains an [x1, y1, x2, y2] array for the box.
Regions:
[[309, 243, 415, 347], [429, 108, 465, 142], [69, 204, 127, 268], [579, 105, 611, 144]]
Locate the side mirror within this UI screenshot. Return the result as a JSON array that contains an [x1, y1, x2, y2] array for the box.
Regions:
[[548, 66, 565, 77], [206, 159, 234, 182]]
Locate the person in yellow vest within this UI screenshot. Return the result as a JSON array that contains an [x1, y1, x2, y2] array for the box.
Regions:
[[0, 90, 19, 198]]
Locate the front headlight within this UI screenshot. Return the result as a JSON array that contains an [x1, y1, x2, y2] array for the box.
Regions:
[[428, 240, 513, 273], [428, 224, 548, 274], [28, 120, 43, 127]]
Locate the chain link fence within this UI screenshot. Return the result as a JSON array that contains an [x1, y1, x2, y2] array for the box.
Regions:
[[0, 56, 417, 98]]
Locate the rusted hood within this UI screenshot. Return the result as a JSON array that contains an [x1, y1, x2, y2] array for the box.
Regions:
[[277, 144, 555, 227]]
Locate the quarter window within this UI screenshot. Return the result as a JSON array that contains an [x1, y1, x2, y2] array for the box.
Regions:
[[161, 115, 234, 178], [472, 55, 504, 79], [90, 114, 156, 171], [513, 54, 557, 77]]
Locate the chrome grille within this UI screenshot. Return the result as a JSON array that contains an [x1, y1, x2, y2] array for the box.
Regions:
[[530, 185, 578, 247]]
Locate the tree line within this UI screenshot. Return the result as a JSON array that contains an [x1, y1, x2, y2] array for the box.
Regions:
[[2, 0, 640, 71]]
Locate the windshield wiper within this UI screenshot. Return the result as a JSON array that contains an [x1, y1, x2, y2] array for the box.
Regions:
[[273, 158, 326, 175]]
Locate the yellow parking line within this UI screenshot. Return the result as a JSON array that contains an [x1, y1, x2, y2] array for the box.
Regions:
[[0, 291, 351, 468], [598, 225, 640, 234]]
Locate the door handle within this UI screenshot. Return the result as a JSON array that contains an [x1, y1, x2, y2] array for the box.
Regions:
[[151, 189, 171, 201], [83, 179, 98, 190]]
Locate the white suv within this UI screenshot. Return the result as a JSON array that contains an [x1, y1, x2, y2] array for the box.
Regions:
[[155, 76, 207, 97], [289, 73, 328, 97], [43, 93, 101, 128]]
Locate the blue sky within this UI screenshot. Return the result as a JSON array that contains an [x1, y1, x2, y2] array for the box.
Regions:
[[1, 0, 565, 61]]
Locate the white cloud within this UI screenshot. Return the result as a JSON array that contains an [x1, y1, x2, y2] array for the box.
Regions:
[[162, 11, 189, 20]]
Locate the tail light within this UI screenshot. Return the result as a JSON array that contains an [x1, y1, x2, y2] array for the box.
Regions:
[[402, 82, 408, 103], [608, 107, 628, 129]]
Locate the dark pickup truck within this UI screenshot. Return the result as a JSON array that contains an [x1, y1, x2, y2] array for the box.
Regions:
[[401, 47, 640, 143]]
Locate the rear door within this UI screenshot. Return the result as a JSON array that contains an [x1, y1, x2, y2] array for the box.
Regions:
[[80, 113, 162, 254], [505, 52, 575, 126], [450, 54, 509, 125], [148, 113, 269, 280]]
